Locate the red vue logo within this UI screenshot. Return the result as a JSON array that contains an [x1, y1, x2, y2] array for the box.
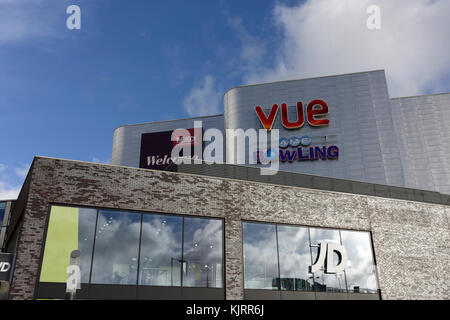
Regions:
[[255, 99, 330, 131]]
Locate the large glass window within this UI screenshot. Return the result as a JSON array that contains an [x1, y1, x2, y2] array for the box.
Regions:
[[341, 230, 378, 293], [40, 206, 96, 283], [242, 221, 378, 295], [277, 225, 313, 291], [243, 222, 279, 290], [91, 210, 141, 285], [183, 217, 223, 288], [40, 205, 224, 290], [139, 214, 183, 286]]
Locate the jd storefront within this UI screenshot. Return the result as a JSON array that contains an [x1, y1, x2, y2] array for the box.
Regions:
[[5, 157, 450, 300]]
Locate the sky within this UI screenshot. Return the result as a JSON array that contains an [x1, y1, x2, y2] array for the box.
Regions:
[[0, 0, 449, 200]]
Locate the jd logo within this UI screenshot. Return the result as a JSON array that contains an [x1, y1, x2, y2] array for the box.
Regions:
[[310, 242, 347, 274], [0, 262, 11, 273]]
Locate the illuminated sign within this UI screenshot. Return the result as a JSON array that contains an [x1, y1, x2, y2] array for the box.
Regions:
[[254, 99, 338, 163], [254, 135, 339, 163], [139, 128, 202, 170], [0, 253, 15, 283], [278, 135, 338, 161], [255, 99, 330, 131], [278, 145, 339, 162]]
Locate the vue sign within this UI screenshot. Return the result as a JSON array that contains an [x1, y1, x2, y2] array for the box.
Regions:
[[255, 99, 330, 131]]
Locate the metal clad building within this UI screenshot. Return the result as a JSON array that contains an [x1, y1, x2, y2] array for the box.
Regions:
[[224, 70, 404, 186], [112, 115, 224, 168], [391, 93, 450, 194], [111, 70, 449, 194], [4, 157, 450, 300], [2, 70, 449, 300]]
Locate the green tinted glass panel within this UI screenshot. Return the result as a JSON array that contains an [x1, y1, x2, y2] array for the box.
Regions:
[[40, 206, 96, 283]]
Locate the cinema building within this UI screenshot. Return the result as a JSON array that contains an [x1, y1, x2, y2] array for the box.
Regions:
[[2, 70, 449, 300]]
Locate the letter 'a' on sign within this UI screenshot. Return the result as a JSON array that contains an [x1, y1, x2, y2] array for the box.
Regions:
[[325, 242, 347, 274], [306, 99, 330, 126], [255, 104, 279, 131], [281, 102, 305, 129]]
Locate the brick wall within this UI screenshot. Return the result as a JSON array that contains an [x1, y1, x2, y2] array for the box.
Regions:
[[9, 157, 450, 299]]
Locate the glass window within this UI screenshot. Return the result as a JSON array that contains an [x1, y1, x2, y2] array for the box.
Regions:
[[277, 225, 313, 291], [341, 230, 378, 294], [78, 208, 98, 282], [182, 217, 223, 288], [309, 228, 347, 293], [242, 221, 379, 296], [40, 206, 96, 283], [243, 222, 279, 290], [0, 202, 6, 226], [139, 214, 182, 286], [90, 210, 141, 285]]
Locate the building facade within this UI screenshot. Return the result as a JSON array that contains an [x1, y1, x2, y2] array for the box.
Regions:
[[390, 93, 450, 194], [112, 115, 224, 169], [4, 157, 450, 300], [111, 70, 450, 195], [2, 70, 449, 300]]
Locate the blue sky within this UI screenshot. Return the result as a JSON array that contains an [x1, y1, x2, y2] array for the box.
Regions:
[[0, 0, 449, 199]]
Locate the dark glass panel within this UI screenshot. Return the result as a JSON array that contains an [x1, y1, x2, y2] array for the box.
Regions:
[[91, 210, 141, 285], [182, 217, 223, 288], [0, 202, 6, 226], [78, 208, 97, 283], [139, 214, 183, 286]]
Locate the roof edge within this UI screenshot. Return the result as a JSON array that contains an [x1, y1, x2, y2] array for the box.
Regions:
[[223, 69, 386, 97], [391, 92, 450, 100], [113, 114, 224, 132]]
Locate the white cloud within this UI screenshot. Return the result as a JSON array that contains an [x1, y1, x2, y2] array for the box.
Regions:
[[15, 164, 30, 179], [0, 0, 76, 45], [0, 163, 25, 200], [92, 157, 110, 164], [183, 75, 222, 116], [224, 13, 266, 75], [0, 0, 54, 44], [0, 180, 20, 200], [242, 0, 450, 97]]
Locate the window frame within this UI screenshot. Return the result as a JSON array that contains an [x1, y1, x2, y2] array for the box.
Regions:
[[35, 203, 225, 299], [241, 219, 379, 296]]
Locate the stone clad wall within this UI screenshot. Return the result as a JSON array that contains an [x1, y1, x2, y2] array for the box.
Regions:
[[9, 157, 450, 299]]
